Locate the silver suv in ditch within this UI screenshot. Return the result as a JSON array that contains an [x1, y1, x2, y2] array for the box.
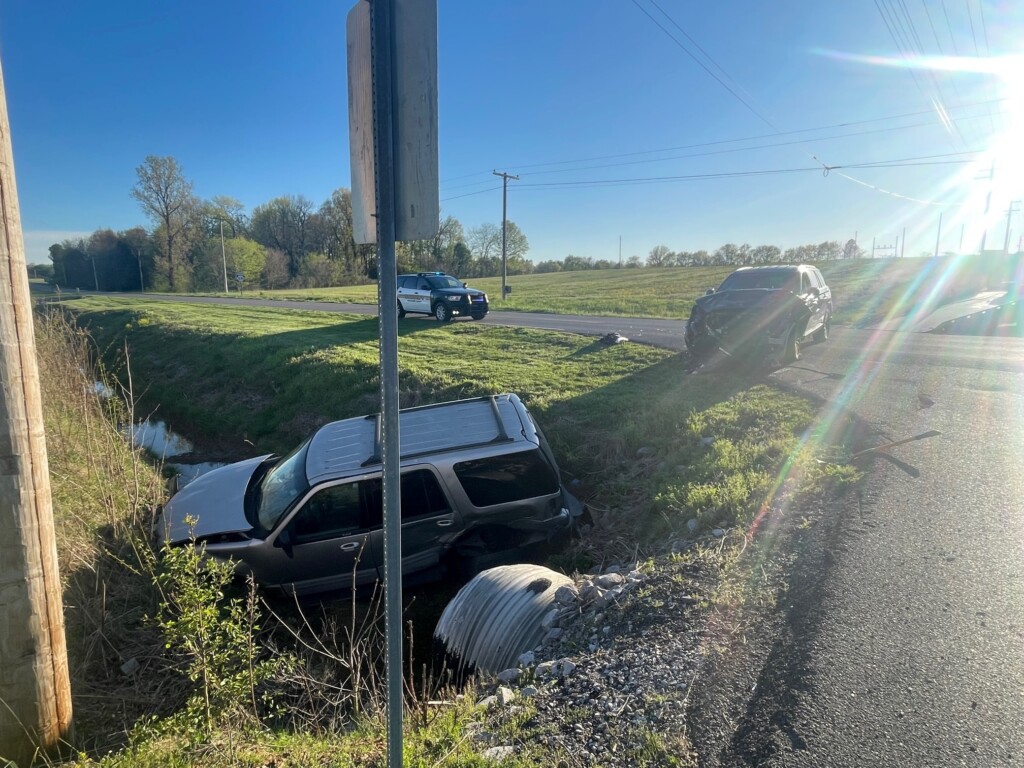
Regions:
[[156, 394, 585, 595]]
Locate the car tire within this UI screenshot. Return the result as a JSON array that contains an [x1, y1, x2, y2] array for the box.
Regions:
[[397, 300, 406, 318], [434, 302, 452, 322], [814, 314, 830, 343], [783, 327, 801, 364], [470, 312, 486, 321]]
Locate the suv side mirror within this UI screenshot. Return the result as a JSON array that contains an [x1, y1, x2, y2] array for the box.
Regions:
[[808, 285, 820, 297], [463, 282, 468, 288], [275, 526, 295, 557], [705, 288, 715, 296]]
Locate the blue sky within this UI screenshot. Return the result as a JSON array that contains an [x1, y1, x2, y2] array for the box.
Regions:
[[2, 0, 1022, 265]]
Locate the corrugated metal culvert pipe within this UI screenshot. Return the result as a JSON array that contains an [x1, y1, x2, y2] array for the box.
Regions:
[[433, 564, 572, 676]]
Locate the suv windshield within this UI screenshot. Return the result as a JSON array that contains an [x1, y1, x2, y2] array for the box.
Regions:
[[256, 439, 311, 531], [427, 275, 463, 289], [718, 270, 798, 291]]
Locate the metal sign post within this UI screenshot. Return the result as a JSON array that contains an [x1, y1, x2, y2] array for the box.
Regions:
[[347, 2, 438, 766]]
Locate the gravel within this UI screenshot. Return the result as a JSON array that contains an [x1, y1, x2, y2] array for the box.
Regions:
[[478, 556, 714, 766]]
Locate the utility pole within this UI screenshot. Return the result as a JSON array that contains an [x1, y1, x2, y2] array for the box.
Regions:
[[219, 219, 229, 294], [135, 246, 144, 292], [901, 227, 906, 258], [0, 56, 73, 765], [979, 161, 994, 253], [871, 236, 876, 259], [1004, 201, 1020, 255], [493, 170, 518, 301], [618, 235, 622, 267], [89, 248, 99, 291], [934, 212, 943, 257]]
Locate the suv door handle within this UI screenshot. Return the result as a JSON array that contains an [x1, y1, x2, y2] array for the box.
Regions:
[[339, 542, 361, 552], [435, 519, 453, 527]]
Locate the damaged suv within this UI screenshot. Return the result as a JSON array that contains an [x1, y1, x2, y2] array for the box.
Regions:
[[156, 394, 586, 596], [685, 264, 832, 364]]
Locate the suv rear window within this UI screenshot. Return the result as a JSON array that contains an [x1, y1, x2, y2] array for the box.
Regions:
[[454, 449, 559, 507]]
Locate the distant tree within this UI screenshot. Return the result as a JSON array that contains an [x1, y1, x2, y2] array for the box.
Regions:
[[816, 240, 842, 260], [432, 215, 465, 271], [647, 244, 672, 267], [132, 155, 198, 289], [468, 222, 501, 264], [312, 188, 359, 269], [207, 195, 248, 237], [843, 238, 864, 259], [750, 244, 781, 264], [714, 243, 740, 265], [250, 195, 315, 277], [120, 226, 153, 290], [27, 263, 55, 280], [562, 254, 594, 272], [593, 259, 616, 270], [533, 259, 563, 273], [262, 248, 290, 288], [625, 255, 643, 268], [450, 242, 473, 276]]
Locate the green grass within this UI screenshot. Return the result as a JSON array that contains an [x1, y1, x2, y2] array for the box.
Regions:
[[71, 297, 815, 543], [232, 258, 948, 325], [50, 299, 830, 765]]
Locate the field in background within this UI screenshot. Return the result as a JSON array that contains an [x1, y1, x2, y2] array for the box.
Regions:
[[236, 257, 980, 326]]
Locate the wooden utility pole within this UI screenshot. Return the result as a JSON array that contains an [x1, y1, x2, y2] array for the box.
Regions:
[[0, 58, 73, 764], [492, 170, 518, 301], [1004, 201, 1020, 255]]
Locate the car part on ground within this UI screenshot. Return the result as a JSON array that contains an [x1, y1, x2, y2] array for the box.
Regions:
[[155, 394, 586, 596]]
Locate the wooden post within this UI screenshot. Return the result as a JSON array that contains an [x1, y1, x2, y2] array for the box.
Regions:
[[0, 57, 73, 764]]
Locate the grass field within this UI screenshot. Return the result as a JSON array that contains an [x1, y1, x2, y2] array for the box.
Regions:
[[238, 258, 943, 326]]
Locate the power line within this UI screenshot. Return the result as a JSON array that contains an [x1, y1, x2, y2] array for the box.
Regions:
[[977, 0, 991, 55], [512, 118, 999, 179], [440, 185, 502, 202], [442, 97, 1003, 185], [511, 152, 981, 190], [965, 0, 980, 56], [627, 0, 778, 130]]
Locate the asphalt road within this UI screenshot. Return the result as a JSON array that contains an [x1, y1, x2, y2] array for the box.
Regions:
[[714, 328, 1024, 766], [89, 290, 1024, 764]]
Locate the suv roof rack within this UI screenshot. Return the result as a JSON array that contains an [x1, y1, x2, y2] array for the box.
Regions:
[[359, 394, 514, 468]]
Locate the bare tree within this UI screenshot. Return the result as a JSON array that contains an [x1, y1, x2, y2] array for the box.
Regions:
[[131, 155, 197, 289], [647, 244, 673, 267]]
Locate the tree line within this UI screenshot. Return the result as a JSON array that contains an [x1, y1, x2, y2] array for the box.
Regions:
[[47, 155, 533, 292], [533, 239, 864, 273]]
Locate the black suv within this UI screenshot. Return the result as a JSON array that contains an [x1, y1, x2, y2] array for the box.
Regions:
[[684, 264, 833, 363], [397, 272, 489, 322]]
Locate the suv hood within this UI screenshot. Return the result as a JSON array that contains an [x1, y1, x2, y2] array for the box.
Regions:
[[157, 455, 270, 545], [439, 288, 485, 298], [695, 288, 786, 312]]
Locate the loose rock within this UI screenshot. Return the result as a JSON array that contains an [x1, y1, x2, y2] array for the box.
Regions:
[[497, 668, 520, 683], [481, 746, 515, 762]]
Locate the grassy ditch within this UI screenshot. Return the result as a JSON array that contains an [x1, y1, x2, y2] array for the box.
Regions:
[[41, 298, 844, 766], [227, 257, 979, 325], [69, 297, 818, 548]]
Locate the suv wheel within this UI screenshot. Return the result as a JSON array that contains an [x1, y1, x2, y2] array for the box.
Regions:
[[783, 327, 801, 364], [397, 300, 406, 318], [814, 315, 830, 343], [434, 302, 452, 322], [470, 311, 486, 321]]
